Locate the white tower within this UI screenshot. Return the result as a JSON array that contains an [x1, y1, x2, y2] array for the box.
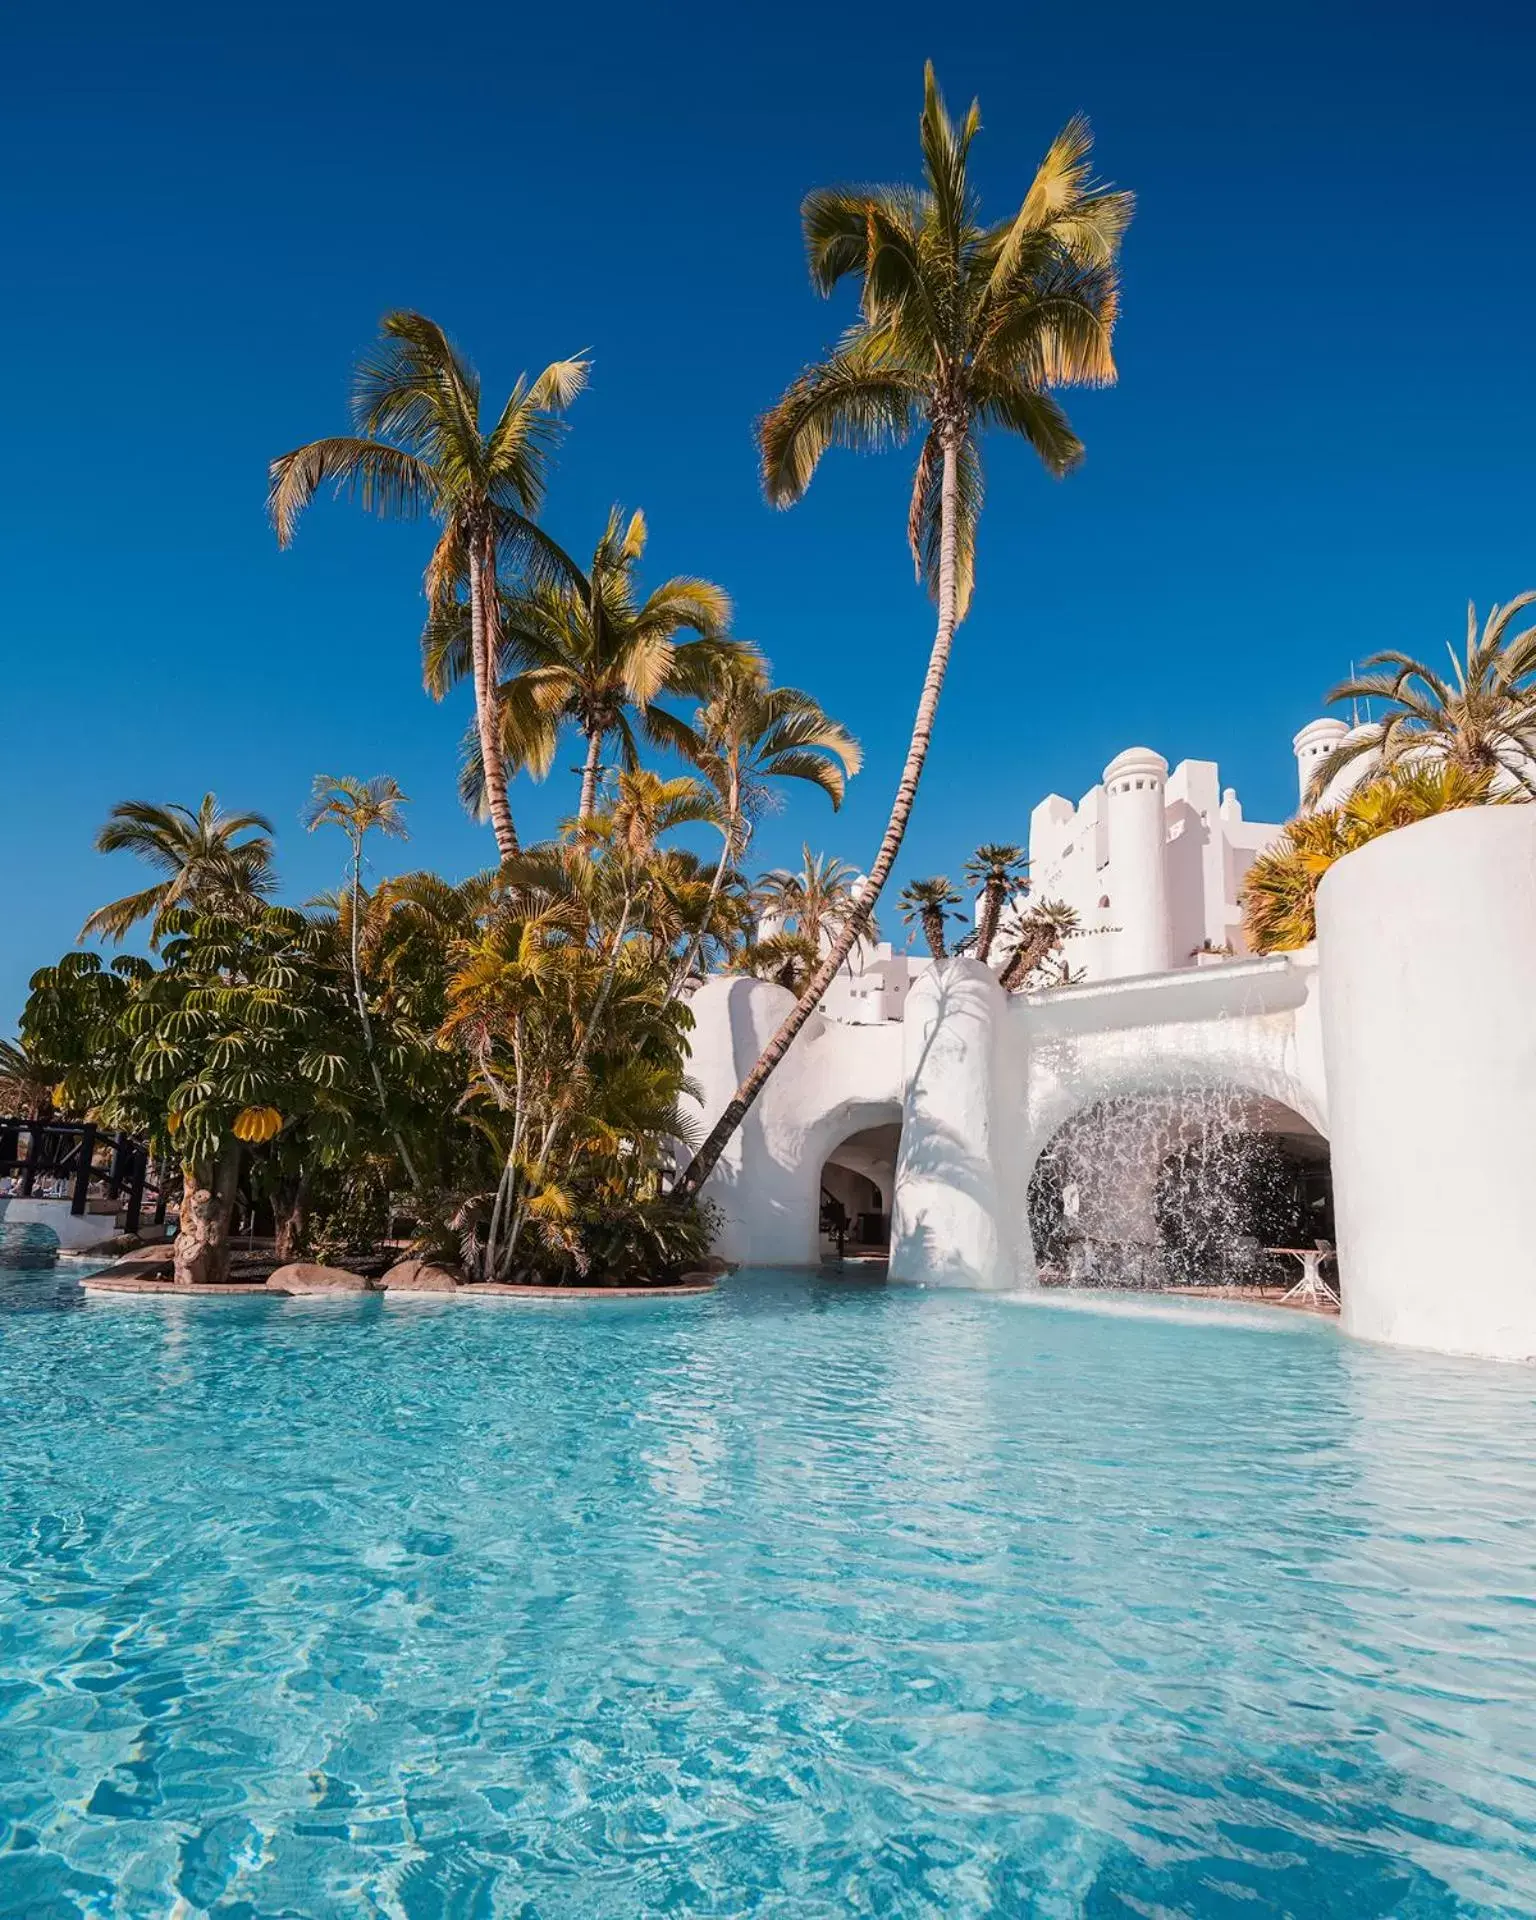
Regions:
[[1292, 718, 1348, 808], [1102, 747, 1172, 976]]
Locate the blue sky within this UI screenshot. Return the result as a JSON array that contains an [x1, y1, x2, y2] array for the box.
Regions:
[[4, 0, 1532, 1020]]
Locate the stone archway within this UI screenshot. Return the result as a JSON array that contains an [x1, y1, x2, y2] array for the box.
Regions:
[[1025, 1083, 1333, 1293], [819, 1116, 902, 1259]]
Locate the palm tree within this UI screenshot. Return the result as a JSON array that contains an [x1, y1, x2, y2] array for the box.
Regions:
[[439, 507, 739, 822], [963, 843, 1029, 962], [1309, 593, 1536, 803], [579, 770, 714, 861], [653, 656, 861, 996], [269, 312, 588, 861], [673, 66, 1129, 1202], [303, 774, 421, 1189], [0, 1038, 55, 1120], [752, 848, 872, 952], [80, 795, 275, 945], [1246, 763, 1510, 953], [899, 878, 962, 959], [997, 898, 1086, 991]]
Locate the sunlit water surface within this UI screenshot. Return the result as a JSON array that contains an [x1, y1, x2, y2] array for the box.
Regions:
[[2, 1262, 1535, 1918]]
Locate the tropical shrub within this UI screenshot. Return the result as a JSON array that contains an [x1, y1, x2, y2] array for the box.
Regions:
[[1243, 763, 1513, 953]]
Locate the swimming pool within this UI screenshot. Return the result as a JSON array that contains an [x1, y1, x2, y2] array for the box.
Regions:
[[2, 1263, 1534, 1916]]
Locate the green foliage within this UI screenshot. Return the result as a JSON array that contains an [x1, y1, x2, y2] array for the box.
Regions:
[[20, 950, 148, 1115], [1244, 763, 1513, 953], [519, 1190, 720, 1287], [92, 904, 361, 1169], [757, 64, 1130, 618], [440, 829, 708, 1283], [309, 1160, 395, 1267], [1312, 594, 1536, 800], [899, 876, 962, 960], [0, 1037, 57, 1120], [446, 504, 749, 817], [79, 794, 274, 946]]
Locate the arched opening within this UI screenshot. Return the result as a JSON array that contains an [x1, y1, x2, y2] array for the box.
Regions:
[[819, 1121, 902, 1262], [1027, 1085, 1335, 1299]]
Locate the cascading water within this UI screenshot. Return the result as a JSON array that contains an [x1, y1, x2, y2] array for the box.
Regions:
[[1028, 1083, 1331, 1290]]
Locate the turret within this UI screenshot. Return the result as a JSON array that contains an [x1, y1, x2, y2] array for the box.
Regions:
[[1103, 747, 1172, 975], [1292, 718, 1349, 808]]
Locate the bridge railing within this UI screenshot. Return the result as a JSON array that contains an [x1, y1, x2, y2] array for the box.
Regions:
[[0, 1120, 170, 1233]]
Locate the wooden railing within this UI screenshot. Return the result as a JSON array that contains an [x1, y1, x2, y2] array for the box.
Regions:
[[0, 1120, 171, 1233]]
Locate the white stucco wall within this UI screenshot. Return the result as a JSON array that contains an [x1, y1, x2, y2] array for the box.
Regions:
[[0, 1196, 122, 1251], [682, 977, 903, 1267], [1023, 745, 1285, 982], [692, 954, 1327, 1292], [1318, 806, 1536, 1361], [1002, 956, 1327, 1285], [889, 960, 1009, 1289]]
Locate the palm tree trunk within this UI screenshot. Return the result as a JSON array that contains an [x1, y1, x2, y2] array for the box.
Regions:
[[348, 839, 422, 1193], [672, 431, 967, 1205], [578, 729, 603, 820], [471, 533, 519, 862], [975, 883, 1002, 963], [922, 909, 948, 960]]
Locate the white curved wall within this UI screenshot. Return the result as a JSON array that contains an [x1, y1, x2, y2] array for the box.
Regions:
[[1319, 806, 1536, 1361], [1005, 956, 1328, 1283], [683, 977, 904, 1266], [889, 959, 1009, 1289]]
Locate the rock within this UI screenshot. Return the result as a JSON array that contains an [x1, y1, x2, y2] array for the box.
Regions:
[[688, 1255, 737, 1277], [266, 1262, 376, 1294], [380, 1258, 459, 1292], [81, 1232, 148, 1257], [108, 1247, 173, 1280]]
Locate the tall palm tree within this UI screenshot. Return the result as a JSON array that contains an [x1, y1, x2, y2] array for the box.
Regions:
[[899, 878, 962, 959], [963, 843, 1029, 962], [438, 507, 740, 821], [1309, 593, 1536, 803], [269, 312, 587, 860], [674, 65, 1129, 1202], [80, 795, 275, 945], [653, 656, 861, 997], [304, 773, 421, 1189]]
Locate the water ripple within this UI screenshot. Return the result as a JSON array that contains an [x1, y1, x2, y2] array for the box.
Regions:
[[0, 1264, 1534, 1914]]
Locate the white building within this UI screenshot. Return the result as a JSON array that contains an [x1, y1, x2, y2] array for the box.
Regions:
[[682, 722, 1536, 1365], [1022, 747, 1286, 978]]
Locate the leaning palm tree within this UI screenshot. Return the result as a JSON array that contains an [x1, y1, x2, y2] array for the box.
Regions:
[[997, 898, 1086, 991], [80, 795, 275, 945], [673, 66, 1129, 1202], [269, 312, 587, 860], [441, 507, 740, 822], [899, 878, 962, 959], [963, 843, 1029, 962], [653, 655, 861, 996], [304, 774, 421, 1189], [1308, 593, 1536, 803]]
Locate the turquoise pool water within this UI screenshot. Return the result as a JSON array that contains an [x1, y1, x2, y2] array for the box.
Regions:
[[3, 1265, 1535, 1917]]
